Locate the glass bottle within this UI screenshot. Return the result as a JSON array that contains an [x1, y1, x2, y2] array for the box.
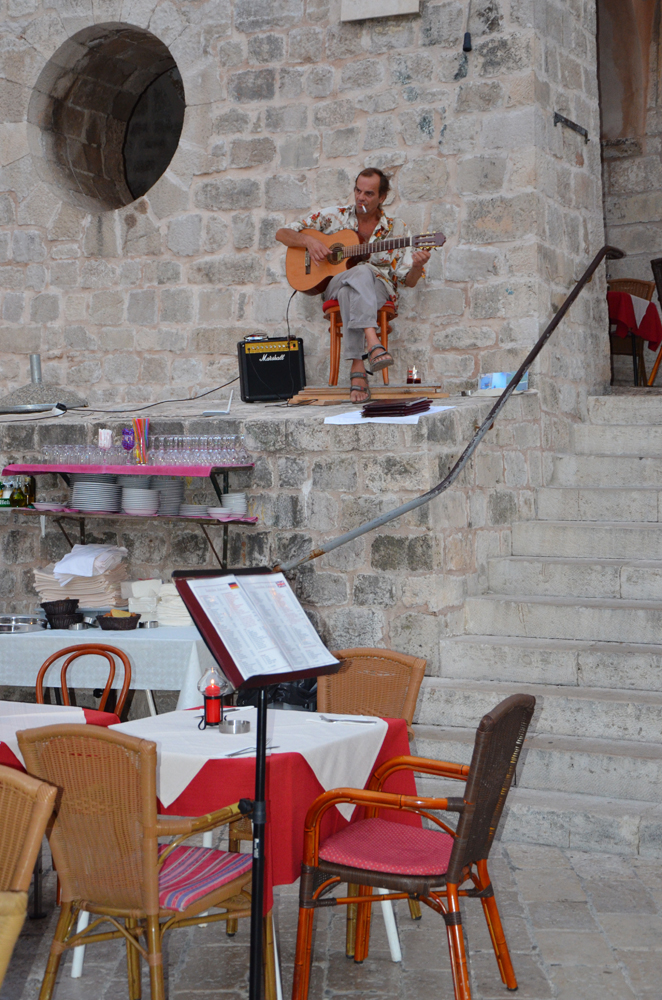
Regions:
[[24, 476, 36, 505], [9, 478, 27, 507]]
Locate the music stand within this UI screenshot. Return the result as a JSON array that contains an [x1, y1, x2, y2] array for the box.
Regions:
[[173, 568, 341, 1000]]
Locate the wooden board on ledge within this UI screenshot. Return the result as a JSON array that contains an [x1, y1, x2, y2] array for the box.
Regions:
[[287, 385, 450, 406]]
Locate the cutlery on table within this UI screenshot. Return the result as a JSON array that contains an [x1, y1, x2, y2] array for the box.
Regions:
[[318, 715, 378, 725], [225, 743, 279, 757]]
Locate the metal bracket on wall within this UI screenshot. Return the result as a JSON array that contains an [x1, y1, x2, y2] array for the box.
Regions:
[[554, 112, 589, 143]]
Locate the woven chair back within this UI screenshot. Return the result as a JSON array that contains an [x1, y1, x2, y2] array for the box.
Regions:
[[608, 278, 656, 302], [17, 725, 160, 913], [36, 644, 132, 717], [445, 694, 535, 886], [323, 648, 426, 727], [0, 890, 27, 988], [0, 765, 57, 892]]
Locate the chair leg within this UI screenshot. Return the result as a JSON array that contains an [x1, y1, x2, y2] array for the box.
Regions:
[[292, 908, 315, 1000], [263, 910, 278, 1000], [444, 885, 471, 1000], [407, 898, 422, 921], [345, 883, 359, 958], [476, 861, 517, 991], [145, 915, 165, 1000], [329, 313, 341, 387], [379, 312, 389, 385], [353, 884, 373, 964], [39, 902, 76, 1000], [126, 917, 142, 1000]]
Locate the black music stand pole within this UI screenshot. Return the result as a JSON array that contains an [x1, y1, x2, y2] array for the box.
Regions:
[[248, 687, 269, 1000]]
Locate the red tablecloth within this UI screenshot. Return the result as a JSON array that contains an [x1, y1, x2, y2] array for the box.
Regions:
[[0, 707, 120, 770], [607, 291, 662, 351], [159, 717, 418, 909]]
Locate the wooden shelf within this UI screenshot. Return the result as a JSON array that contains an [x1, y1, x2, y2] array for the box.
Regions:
[[12, 508, 256, 527]]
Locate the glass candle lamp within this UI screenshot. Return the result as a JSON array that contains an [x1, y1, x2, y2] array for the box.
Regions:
[[197, 665, 232, 728]]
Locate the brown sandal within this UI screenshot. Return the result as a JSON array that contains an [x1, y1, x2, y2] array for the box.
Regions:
[[349, 371, 371, 404], [364, 344, 394, 373]]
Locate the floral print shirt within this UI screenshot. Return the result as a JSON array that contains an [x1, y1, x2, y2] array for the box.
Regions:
[[286, 204, 418, 299]]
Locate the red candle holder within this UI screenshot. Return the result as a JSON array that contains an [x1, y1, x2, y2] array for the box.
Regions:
[[197, 666, 231, 729]]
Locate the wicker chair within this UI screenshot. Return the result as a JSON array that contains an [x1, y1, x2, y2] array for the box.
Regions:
[[17, 724, 276, 1000], [36, 643, 132, 718], [292, 693, 536, 1000], [0, 764, 58, 986], [607, 278, 656, 385]]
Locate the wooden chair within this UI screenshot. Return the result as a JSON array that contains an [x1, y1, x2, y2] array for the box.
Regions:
[[17, 724, 277, 1000], [36, 644, 132, 718], [292, 693, 536, 1000], [323, 298, 397, 386], [0, 764, 58, 984], [608, 278, 656, 385]]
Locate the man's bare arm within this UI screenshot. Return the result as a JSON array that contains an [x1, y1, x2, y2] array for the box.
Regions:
[[404, 249, 431, 287], [275, 228, 329, 263]]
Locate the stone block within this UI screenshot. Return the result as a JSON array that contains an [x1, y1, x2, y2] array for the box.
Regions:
[[279, 67, 304, 98], [160, 289, 193, 324], [297, 568, 348, 606], [204, 216, 230, 253], [391, 53, 435, 85], [357, 91, 398, 114], [254, 287, 290, 324], [462, 193, 539, 243], [189, 255, 263, 286], [265, 175, 310, 211], [315, 167, 352, 204], [390, 611, 440, 669], [265, 105, 308, 132], [289, 26, 324, 62], [305, 65, 334, 98], [155, 261, 182, 285], [456, 80, 504, 112], [399, 109, 435, 146], [141, 356, 169, 383], [323, 126, 360, 159], [418, 288, 465, 317], [327, 607, 384, 648], [481, 107, 536, 150], [326, 22, 363, 60], [127, 289, 156, 325], [89, 290, 124, 325], [279, 133, 321, 169], [29, 293, 59, 323], [213, 108, 251, 134], [456, 155, 507, 194], [363, 116, 398, 150], [278, 456, 307, 487], [0, 325, 38, 353], [172, 358, 204, 384], [234, 0, 303, 31], [312, 455, 357, 491], [102, 353, 138, 385], [0, 193, 15, 224], [353, 573, 397, 606], [340, 59, 383, 91], [12, 230, 45, 263], [195, 179, 261, 212], [49, 262, 78, 289], [445, 246, 500, 281], [193, 326, 246, 355], [398, 157, 448, 201], [433, 325, 496, 350], [421, 1, 464, 46], [67, 360, 102, 385], [247, 33, 285, 63], [229, 138, 277, 168], [229, 69, 275, 103], [165, 215, 201, 258], [259, 214, 285, 249], [0, 234, 9, 263], [232, 213, 256, 249], [476, 33, 531, 76], [369, 18, 415, 52], [2, 292, 23, 323]]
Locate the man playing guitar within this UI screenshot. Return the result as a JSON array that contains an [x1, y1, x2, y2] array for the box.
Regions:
[[275, 168, 430, 404]]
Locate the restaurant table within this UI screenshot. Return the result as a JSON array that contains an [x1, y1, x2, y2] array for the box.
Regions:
[[0, 626, 216, 713], [112, 706, 418, 911], [607, 290, 662, 350], [0, 699, 120, 771]]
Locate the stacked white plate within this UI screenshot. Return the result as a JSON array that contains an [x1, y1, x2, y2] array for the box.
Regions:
[[154, 478, 184, 515], [122, 487, 160, 516], [179, 504, 208, 518], [68, 473, 117, 508], [207, 506, 235, 520], [117, 475, 152, 490], [221, 492, 248, 515], [70, 478, 121, 512]]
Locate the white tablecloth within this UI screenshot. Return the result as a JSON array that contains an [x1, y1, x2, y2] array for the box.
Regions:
[[113, 707, 388, 818], [0, 700, 85, 765], [0, 627, 216, 710]]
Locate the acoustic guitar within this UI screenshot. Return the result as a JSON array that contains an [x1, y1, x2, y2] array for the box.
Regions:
[[285, 228, 446, 294]]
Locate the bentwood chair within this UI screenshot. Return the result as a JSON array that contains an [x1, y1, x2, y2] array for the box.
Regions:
[[0, 764, 58, 985], [323, 297, 397, 386], [292, 693, 536, 1000], [36, 644, 132, 718], [17, 725, 277, 1000], [607, 278, 656, 385]]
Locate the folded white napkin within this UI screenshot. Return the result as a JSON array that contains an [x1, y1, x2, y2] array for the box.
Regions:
[[53, 544, 128, 584]]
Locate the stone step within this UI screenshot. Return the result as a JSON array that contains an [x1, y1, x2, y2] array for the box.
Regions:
[[512, 520, 662, 559], [464, 593, 662, 645], [417, 677, 662, 743], [412, 723, 662, 802], [573, 423, 662, 457], [536, 486, 662, 522], [439, 634, 662, 690], [488, 555, 662, 600], [414, 776, 662, 858], [588, 395, 662, 426], [552, 453, 662, 487]]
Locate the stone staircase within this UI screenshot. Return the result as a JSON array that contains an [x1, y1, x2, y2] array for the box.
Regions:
[[414, 394, 662, 857]]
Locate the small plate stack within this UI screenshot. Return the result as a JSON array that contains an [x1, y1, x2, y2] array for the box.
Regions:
[[117, 475, 152, 490], [154, 478, 184, 515], [221, 492, 248, 516], [179, 504, 208, 518], [122, 487, 160, 516], [70, 475, 121, 513]]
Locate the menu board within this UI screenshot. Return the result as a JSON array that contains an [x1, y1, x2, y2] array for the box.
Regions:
[[182, 572, 339, 684]]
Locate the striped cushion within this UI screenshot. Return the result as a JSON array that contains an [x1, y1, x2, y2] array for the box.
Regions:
[[158, 845, 252, 912], [318, 818, 453, 876]]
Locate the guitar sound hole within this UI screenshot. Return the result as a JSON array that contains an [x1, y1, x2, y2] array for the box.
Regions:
[[329, 243, 344, 263]]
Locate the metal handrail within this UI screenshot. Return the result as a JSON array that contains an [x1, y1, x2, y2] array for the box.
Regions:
[[274, 245, 625, 574]]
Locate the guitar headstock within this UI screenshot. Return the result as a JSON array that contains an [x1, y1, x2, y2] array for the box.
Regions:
[[413, 231, 446, 249]]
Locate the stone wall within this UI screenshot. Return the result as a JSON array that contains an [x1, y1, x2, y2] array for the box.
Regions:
[[0, 0, 608, 416]]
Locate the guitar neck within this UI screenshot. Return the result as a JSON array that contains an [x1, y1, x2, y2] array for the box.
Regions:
[[344, 236, 413, 258]]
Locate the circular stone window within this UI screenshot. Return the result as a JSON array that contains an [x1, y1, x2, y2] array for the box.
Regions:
[[28, 24, 185, 212]]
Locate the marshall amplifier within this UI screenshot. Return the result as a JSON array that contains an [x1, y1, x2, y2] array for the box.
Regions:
[[238, 337, 306, 402]]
